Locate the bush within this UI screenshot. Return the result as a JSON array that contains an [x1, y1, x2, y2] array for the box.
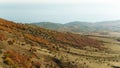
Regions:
[[12, 64, 18, 68], [8, 40, 14, 45], [117, 38, 120, 41], [4, 57, 14, 65]]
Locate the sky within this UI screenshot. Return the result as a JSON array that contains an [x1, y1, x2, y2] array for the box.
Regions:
[[0, 0, 120, 23]]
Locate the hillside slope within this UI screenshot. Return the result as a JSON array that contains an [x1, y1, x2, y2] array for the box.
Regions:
[[0, 18, 103, 68]]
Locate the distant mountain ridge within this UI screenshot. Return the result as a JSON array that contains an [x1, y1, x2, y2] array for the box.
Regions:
[[31, 20, 120, 33], [32, 21, 94, 33]]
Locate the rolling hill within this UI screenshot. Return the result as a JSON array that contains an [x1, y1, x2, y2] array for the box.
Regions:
[[31, 22, 63, 30], [32, 21, 94, 33], [32, 20, 120, 33], [94, 20, 120, 32]]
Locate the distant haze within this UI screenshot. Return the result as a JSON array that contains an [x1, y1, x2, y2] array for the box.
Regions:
[[0, 0, 120, 23]]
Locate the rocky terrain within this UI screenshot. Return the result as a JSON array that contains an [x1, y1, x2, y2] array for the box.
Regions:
[[0, 18, 120, 68]]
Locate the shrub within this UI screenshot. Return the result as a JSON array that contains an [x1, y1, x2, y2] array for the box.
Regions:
[[0, 34, 6, 41], [3, 50, 32, 68], [8, 40, 14, 45], [4, 57, 14, 65], [117, 38, 120, 41], [12, 64, 18, 68]]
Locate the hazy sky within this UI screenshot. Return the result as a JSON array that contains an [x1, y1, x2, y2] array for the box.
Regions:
[[0, 0, 120, 23]]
